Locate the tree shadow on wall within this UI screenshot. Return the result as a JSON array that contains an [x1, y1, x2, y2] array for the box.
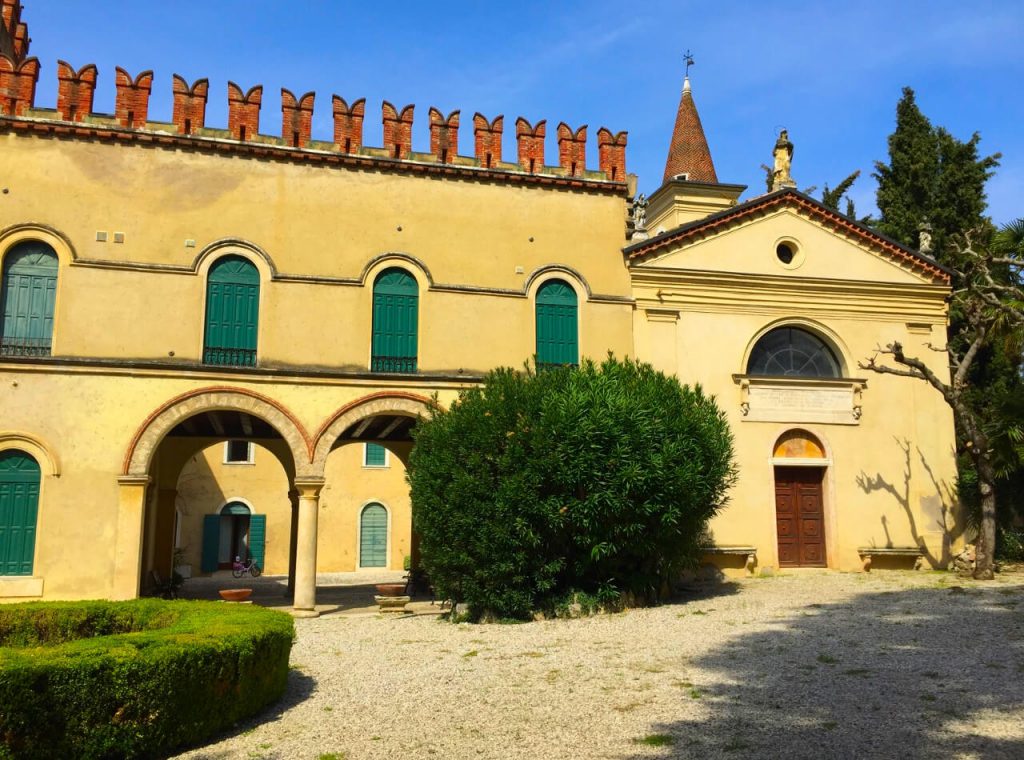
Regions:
[[855, 437, 964, 569], [625, 583, 1024, 759]]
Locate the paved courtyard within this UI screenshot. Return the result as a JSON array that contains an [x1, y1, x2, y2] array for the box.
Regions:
[[175, 570, 1024, 759]]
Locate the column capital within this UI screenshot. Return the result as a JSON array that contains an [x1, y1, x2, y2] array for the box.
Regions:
[[293, 477, 325, 498]]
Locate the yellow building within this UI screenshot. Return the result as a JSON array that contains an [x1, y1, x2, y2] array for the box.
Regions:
[[0, 3, 960, 611]]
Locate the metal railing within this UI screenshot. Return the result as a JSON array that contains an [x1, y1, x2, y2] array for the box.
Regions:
[[203, 347, 257, 367], [0, 337, 52, 357], [371, 355, 417, 373]]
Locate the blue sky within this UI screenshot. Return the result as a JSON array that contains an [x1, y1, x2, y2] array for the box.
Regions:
[[23, 1, 1023, 224]]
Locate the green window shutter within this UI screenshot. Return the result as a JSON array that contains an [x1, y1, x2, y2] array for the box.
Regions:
[[201, 515, 221, 572], [365, 443, 387, 467], [0, 450, 40, 576], [359, 503, 388, 567], [371, 268, 418, 373], [536, 279, 578, 367], [1, 242, 58, 357], [248, 514, 266, 568], [204, 256, 259, 367]]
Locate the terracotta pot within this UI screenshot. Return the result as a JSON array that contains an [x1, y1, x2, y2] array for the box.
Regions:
[[219, 588, 253, 602], [375, 583, 406, 597]]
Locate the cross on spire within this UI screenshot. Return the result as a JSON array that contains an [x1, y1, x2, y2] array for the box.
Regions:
[[683, 50, 694, 77]]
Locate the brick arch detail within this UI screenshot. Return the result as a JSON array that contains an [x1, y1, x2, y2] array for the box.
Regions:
[[123, 387, 314, 478], [312, 391, 437, 472]]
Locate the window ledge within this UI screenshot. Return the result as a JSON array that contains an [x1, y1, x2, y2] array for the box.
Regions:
[[732, 375, 867, 425], [0, 576, 44, 598]]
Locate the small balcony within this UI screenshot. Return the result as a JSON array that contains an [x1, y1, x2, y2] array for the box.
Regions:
[[203, 347, 257, 368], [371, 355, 417, 374], [0, 337, 51, 357]]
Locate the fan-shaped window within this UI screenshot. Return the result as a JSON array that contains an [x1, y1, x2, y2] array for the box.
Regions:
[[204, 256, 260, 367], [1, 241, 58, 357], [371, 268, 418, 373], [748, 327, 841, 378], [536, 279, 578, 367]]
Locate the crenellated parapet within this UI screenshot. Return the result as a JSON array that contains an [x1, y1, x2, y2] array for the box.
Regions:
[[0, 7, 627, 187], [114, 68, 152, 128], [428, 108, 459, 164], [281, 89, 314, 148], [227, 82, 262, 142], [171, 75, 208, 135], [557, 122, 587, 178], [332, 96, 364, 154], [56, 60, 96, 122], [0, 52, 37, 115], [382, 101, 414, 159], [0, 0, 29, 63]]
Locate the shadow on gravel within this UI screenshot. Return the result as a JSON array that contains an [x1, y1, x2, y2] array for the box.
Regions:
[[173, 669, 316, 759], [626, 583, 1024, 759]]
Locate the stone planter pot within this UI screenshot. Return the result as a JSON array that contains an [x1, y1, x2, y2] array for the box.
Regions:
[[375, 594, 411, 614], [218, 588, 253, 602], [375, 583, 406, 597]]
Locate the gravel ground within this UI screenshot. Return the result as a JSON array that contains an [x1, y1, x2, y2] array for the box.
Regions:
[[175, 570, 1024, 760]]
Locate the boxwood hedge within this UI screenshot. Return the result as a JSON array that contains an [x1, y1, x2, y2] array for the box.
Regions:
[[0, 599, 294, 759]]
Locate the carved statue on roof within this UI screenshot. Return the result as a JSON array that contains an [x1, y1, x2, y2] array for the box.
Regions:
[[771, 129, 796, 191], [630, 193, 649, 241], [918, 218, 934, 254]]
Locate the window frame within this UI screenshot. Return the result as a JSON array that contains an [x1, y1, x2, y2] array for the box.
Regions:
[[223, 440, 255, 465], [363, 442, 390, 468]]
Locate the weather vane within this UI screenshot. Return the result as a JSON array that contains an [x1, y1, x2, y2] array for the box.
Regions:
[[684, 50, 695, 77]]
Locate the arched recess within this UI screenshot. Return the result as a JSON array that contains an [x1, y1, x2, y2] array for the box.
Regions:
[[2, 240, 59, 357], [123, 387, 314, 479], [0, 432, 60, 477], [192, 239, 278, 280], [771, 427, 833, 569], [0, 223, 77, 267], [358, 501, 390, 569], [312, 392, 436, 473], [742, 318, 850, 378]]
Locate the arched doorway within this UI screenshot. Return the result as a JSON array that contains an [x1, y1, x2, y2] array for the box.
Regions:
[[0, 449, 40, 575], [773, 429, 829, 568], [359, 502, 389, 568], [201, 501, 266, 571]]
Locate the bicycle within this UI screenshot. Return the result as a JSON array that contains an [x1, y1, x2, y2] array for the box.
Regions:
[[232, 555, 262, 578]]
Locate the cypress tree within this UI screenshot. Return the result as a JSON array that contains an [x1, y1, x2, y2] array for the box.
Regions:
[[873, 87, 1000, 258]]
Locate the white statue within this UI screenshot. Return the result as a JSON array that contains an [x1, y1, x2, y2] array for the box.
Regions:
[[918, 219, 934, 254]]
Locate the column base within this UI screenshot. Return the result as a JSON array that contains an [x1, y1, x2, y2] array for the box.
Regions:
[[290, 608, 321, 618]]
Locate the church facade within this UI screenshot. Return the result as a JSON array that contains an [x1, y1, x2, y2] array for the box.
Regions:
[[0, 2, 960, 610]]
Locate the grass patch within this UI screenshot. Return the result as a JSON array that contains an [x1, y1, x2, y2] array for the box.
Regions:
[[635, 734, 674, 747], [842, 668, 871, 676], [462, 649, 479, 658], [817, 654, 839, 665]]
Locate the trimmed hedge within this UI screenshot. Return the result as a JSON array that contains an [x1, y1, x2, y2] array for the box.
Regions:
[[0, 599, 294, 759]]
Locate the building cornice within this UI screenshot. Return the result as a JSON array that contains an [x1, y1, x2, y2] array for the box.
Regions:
[[0, 115, 630, 197]]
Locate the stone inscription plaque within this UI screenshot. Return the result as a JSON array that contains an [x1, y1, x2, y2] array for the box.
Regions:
[[742, 382, 860, 425]]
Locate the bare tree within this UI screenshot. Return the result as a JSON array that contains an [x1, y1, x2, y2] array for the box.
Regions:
[[860, 228, 1023, 579]]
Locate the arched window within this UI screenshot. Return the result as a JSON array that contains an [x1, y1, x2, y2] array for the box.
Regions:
[[203, 256, 260, 367], [360, 503, 388, 568], [535, 279, 578, 367], [0, 449, 41, 575], [1, 241, 58, 357], [371, 268, 418, 373], [747, 327, 841, 378]]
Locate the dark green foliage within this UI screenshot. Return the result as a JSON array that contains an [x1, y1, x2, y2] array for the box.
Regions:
[[873, 87, 1000, 257], [997, 529, 1024, 562], [0, 599, 294, 760], [408, 356, 736, 621], [821, 170, 861, 219]]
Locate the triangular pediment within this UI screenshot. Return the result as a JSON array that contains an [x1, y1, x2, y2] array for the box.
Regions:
[[626, 189, 949, 286]]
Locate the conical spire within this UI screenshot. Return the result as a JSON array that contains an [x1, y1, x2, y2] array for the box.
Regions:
[[663, 73, 718, 184]]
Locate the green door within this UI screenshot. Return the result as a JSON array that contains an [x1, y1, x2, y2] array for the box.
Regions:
[[1, 242, 58, 357], [201, 514, 220, 573], [204, 256, 259, 367], [0, 450, 41, 575], [371, 268, 418, 373], [536, 279, 578, 367], [249, 514, 266, 569], [360, 503, 388, 568]]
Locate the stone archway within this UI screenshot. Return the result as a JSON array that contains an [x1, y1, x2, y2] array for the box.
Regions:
[[311, 391, 436, 472], [123, 387, 314, 478]]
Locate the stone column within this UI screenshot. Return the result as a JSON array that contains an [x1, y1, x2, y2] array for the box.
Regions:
[[112, 475, 150, 600], [286, 487, 299, 596], [292, 478, 324, 616]]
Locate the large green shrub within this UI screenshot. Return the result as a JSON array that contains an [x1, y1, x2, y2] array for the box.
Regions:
[[409, 356, 736, 620], [0, 599, 294, 759]]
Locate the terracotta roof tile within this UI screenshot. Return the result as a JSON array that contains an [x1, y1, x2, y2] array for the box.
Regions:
[[663, 77, 717, 184]]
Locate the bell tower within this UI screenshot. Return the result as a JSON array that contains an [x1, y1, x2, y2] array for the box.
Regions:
[[645, 54, 745, 234]]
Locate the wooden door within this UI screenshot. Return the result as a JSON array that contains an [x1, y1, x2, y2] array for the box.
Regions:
[[774, 466, 826, 567]]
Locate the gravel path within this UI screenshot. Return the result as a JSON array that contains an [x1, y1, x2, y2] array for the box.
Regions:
[[176, 570, 1024, 759]]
